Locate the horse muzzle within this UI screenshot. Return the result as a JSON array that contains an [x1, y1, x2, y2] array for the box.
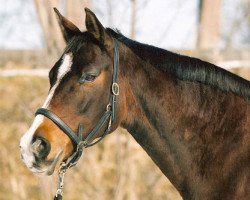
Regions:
[[20, 135, 63, 176]]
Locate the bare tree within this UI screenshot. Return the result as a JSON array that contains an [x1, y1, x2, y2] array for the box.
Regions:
[[130, 0, 137, 39], [197, 0, 222, 49], [34, 0, 91, 59], [34, 0, 64, 58], [65, 0, 91, 31], [106, 0, 113, 26]]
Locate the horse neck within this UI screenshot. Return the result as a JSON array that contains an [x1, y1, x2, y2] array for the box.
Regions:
[[118, 45, 249, 199], [118, 46, 200, 198]]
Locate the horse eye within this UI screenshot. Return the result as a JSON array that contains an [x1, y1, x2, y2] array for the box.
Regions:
[[79, 74, 96, 84], [85, 74, 96, 82]]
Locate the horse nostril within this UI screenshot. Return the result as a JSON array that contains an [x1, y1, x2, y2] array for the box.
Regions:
[[32, 137, 51, 160]]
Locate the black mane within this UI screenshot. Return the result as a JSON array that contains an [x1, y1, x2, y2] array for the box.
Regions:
[[107, 28, 250, 101]]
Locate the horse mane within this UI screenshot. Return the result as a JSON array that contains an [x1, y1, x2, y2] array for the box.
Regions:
[[107, 28, 250, 101]]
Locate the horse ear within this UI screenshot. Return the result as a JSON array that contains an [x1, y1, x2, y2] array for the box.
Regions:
[[85, 8, 112, 49], [53, 8, 81, 43]]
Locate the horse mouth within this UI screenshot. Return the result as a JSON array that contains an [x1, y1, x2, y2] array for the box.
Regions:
[[45, 149, 63, 175], [31, 149, 63, 176]]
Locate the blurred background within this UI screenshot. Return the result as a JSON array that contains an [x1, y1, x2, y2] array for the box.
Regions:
[[0, 0, 249, 200]]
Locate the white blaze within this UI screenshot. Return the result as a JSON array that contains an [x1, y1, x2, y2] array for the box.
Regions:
[[42, 54, 72, 108], [20, 53, 73, 168]]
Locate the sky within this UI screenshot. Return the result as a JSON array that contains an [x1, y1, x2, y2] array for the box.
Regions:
[[0, 0, 42, 49], [0, 0, 249, 50], [93, 0, 198, 49]]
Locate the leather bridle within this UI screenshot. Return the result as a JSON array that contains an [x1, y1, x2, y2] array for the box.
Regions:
[[35, 39, 120, 200]]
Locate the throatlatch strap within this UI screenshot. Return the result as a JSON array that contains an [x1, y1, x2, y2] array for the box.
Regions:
[[84, 110, 112, 144], [111, 39, 119, 121]]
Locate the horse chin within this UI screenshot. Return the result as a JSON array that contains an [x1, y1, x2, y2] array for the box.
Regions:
[[32, 149, 64, 176]]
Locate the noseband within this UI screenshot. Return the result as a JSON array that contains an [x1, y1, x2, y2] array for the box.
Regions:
[[35, 39, 120, 199]]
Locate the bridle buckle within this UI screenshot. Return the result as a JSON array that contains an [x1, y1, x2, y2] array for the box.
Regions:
[[112, 82, 120, 95]]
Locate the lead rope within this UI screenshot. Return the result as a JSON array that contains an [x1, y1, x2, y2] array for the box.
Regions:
[[54, 166, 66, 200], [53, 125, 84, 200]]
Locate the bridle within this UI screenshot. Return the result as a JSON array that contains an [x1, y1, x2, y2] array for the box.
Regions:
[[35, 39, 120, 200]]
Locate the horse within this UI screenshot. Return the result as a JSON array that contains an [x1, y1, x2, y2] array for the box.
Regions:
[[20, 8, 250, 200]]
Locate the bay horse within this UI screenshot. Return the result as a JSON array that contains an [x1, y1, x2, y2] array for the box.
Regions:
[[20, 8, 250, 200]]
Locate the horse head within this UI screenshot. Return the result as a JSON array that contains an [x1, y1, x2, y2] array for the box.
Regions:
[[20, 8, 126, 175]]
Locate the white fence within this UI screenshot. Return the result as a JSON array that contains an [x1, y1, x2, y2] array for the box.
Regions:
[[0, 69, 49, 77]]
